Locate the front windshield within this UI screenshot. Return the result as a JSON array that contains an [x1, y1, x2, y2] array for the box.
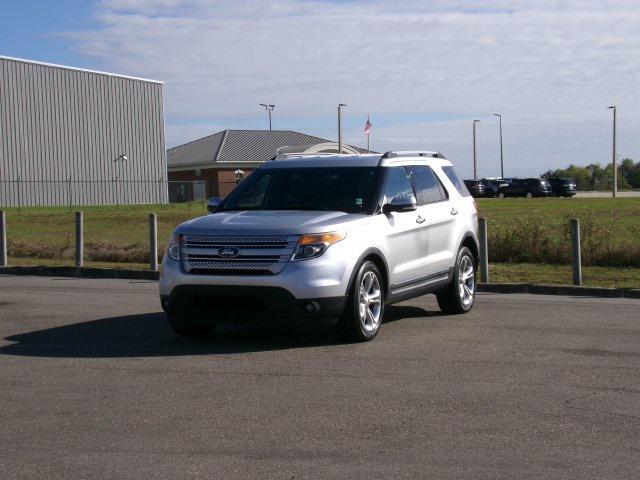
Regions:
[[220, 167, 379, 214]]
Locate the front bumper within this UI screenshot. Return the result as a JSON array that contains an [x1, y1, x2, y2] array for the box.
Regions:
[[161, 285, 347, 319]]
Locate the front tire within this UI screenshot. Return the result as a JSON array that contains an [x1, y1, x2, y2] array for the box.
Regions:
[[167, 313, 214, 338], [337, 261, 384, 342], [436, 247, 476, 314]]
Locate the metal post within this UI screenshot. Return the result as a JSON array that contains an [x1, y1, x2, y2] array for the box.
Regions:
[[570, 218, 582, 286], [17, 175, 21, 214], [612, 106, 617, 198], [338, 103, 347, 154], [149, 213, 158, 271], [75, 211, 83, 268], [608, 106, 617, 197], [366, 113, 371, 152], [473, 120, 480, 180], [0, 211, 7, 267], [478, 217, 489, 283], [494, 113, 504, 178], [67, 175, 72, 213]]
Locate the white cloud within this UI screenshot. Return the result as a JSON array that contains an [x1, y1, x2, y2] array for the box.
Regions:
[[63, 0, 640, 176]]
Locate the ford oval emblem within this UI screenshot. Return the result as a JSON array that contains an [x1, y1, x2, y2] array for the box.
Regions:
[[218, 247, 240, 258]]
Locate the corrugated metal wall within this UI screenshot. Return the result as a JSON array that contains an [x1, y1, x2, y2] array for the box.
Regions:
[[0, 56, 168, 206]]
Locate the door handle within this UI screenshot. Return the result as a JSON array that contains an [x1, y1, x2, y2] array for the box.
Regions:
[[416, 215, 426, 224], [450, 208, 458, 216]]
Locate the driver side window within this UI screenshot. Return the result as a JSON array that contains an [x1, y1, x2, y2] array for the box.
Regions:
[[382, 167, 414, 204]]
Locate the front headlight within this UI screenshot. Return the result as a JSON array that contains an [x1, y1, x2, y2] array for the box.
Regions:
[[167, 233, 183, 261], [291, 231, 346, 261]]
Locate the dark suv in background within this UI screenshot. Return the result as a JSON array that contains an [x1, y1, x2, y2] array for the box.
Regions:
[[482, 178, 511, 198], [463, 179, 485, 198], [548, 178, 577, 197], [463, 178, 511, 198], [501, 178, 552, 197]]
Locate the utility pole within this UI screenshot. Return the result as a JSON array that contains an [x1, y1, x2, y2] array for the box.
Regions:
[[473, 120, 481, 180], [259, 104, 275, 130], [608, 105, 617, 198], [493, 113, 504, 178], [338, 103, 347, 154]]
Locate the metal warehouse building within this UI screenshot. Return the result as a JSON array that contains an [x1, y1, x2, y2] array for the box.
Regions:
[[0, 56, 167, 207]]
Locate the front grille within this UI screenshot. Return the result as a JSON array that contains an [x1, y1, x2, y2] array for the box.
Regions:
[[181, 234, 299, 275]]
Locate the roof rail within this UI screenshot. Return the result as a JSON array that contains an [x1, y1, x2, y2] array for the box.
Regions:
[[270, 152, 336, 161], [380, 150, 446, 160]]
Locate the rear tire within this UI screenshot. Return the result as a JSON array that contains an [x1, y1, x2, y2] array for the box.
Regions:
[[167, 313, 214, 338], [337, 261, 384, 342], [436, 247, 476, 315]]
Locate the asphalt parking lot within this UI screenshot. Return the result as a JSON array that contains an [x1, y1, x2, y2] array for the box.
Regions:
[[1, 275, 639, 479]]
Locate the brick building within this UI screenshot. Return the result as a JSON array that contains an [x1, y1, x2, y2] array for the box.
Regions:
[[166, 129, 362, 200]]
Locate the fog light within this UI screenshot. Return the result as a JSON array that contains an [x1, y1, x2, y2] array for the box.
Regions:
[[304, 302, 316, 313]]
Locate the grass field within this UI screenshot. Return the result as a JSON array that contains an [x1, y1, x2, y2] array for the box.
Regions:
[[477, 197, 640, 242], [2, 198, 639, 284]]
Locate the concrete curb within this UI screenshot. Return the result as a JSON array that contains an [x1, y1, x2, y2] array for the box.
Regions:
[[478, 282, 640, 299], [0, 266, 638, 299], [0, 265, 159, 280]]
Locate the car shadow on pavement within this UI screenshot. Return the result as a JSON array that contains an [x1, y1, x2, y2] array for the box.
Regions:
[[0, 305, 437, 358]]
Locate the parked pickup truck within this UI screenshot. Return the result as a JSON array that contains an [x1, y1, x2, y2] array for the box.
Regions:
[[160, 151, 479, 342]]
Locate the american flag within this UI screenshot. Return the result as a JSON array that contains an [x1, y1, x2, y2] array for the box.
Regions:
[[363, 116, 372, 135]]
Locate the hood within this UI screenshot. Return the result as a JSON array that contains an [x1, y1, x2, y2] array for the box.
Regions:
[[175, 210, 366, 235]]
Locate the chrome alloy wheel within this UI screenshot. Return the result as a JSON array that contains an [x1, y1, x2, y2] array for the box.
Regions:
[[358, 271, 382, 332], [458, 254, 475, 307]]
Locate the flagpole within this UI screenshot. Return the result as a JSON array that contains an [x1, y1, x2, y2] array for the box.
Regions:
[[367, 114, 370, 152]]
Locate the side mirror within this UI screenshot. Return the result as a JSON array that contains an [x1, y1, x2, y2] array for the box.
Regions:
[[207, 197, 223, 213], [382, 195, 418, 214]]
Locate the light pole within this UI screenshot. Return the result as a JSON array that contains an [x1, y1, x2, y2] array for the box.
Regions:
[[608, 105, 617, 198], [473, 120, 480, 180], [493, 113, 504, 178], [259, 104, 275, 130], [338, 103, 347, 153]]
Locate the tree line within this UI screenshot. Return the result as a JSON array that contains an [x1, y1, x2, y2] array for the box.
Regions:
[[542, 159, 640, 191]]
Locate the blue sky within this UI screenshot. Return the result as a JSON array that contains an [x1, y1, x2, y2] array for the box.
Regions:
[[2, 1, 96, 66], [2, 0, 640, 179]]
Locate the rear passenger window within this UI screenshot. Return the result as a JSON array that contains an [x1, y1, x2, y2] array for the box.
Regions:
[[442, 166, 470, 197], [406, 165, 448, 205]]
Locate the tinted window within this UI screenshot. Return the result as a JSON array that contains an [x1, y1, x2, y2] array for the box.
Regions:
[[406, 165, 448, 205], [235, 173, 270, 208], [222, 167, 379, 214], [442, 166, 470, 197], [382, 167, 414, 203]]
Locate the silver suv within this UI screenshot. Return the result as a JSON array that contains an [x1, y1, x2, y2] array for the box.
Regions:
[[160, 151, 479, 341]]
